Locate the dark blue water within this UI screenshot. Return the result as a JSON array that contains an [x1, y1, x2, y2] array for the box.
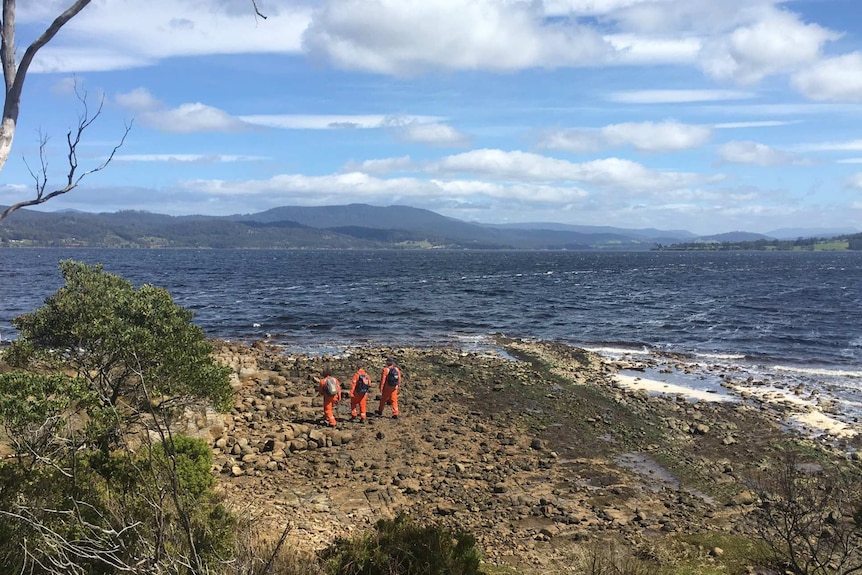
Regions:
[[2, 249, 861, 420], [1, 249, 860, 364]]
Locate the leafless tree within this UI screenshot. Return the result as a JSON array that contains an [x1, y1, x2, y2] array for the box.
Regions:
[[0, 84, 132, 221], [0, 0, 266, 222], [1, 0, 99, 221], [749, 450, 862, 575]]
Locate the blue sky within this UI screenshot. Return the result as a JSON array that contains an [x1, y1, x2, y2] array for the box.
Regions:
[[2, 0, 862, 235]]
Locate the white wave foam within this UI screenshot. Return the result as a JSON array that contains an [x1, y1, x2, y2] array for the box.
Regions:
[[695, 352, 746, 360], [452, 333, 491, 345], [772, 365, 862, 378], [584, 346, 650, 356]]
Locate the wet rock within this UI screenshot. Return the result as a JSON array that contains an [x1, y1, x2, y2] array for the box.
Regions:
[[730, 490, 756, 506]]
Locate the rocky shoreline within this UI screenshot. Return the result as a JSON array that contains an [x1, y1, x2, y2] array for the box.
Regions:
[[190, 337, 861, 573]]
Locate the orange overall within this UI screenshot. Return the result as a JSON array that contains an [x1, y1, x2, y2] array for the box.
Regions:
[[318, 376, 341, 427], [350, 369, 371, 420], [377, 365, 400, 417]]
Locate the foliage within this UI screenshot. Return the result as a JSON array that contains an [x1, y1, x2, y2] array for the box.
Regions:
[[0, 261, 240, 573], [0, 371, 90, 455], [225, 518, 325, 575], [576, 542, 659, 575], [747, 450, 862, 574], [152, 434, 217, 500], [7, 259, 232, 416], [0, 436, 235, 574], [320, 512, 481, 575], [656, 234, 860, 252]]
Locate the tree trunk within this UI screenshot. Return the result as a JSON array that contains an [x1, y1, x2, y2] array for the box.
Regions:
[[0, 115, 15, 173]]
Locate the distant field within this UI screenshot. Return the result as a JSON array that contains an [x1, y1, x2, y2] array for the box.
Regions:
[[812, 240, 849, 251]]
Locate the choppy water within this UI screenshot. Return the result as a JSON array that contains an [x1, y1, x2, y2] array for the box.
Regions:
[[2, 248, 861, 422]]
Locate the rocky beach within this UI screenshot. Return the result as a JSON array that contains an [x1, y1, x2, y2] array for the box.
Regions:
[[190, 337, 862, 573]]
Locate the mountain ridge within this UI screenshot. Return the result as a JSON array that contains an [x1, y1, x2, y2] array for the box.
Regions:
[[0, 203, 857, 250]]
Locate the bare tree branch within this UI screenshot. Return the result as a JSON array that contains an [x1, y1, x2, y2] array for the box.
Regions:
[[251, 0, 268, 20], [0, 88, 132, 222], [1, 0, 266, 220], [1, 1, 95, 172]]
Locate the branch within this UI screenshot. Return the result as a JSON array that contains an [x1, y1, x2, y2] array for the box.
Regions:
[[0, 504, 142, 575], [0, 88, 132, 221], [251, 0, 267, 19], [8, 1, 93, 103]]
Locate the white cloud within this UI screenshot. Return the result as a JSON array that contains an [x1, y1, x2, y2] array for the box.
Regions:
[[718, 140, 804, 166], [426, 148, 710, 192], [31, 47, 156, 74], [115, 88, 255, 133], [115, 91, 459, 139], [149, 103, 254, 133], [796, 140, 862, 152], [604, 34, 700, 65], [538, 130, 600, 154], [395, 122, 471, 147], [19, 0, 851, 107], [27, 0, 311, 74], [714, 120, 797, 129], [114, 154, 268, 163], [180, 172, 589, 205], [540, 121, 711, 153], [608, 0, 772, 35], [837, 159, 862, 164], [698, 7, 839, 84], [542, 0, 655, 18], [792, 52, 862, 102], [846, 173, 862, 191], [115, 87, 162, 112], [302, 0, 610, 74], [609, 89, 756, 104], [344, 156, 417, 174], [238, 114, 442, 130], [51, 76, 80, 96]]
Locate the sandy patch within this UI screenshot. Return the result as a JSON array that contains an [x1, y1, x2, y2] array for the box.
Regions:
[[614, 374, 734, 403], [730, 385, 857, 438]]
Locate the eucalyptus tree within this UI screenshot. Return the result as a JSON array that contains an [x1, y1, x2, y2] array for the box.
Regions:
[[0, 260, 234, 573]]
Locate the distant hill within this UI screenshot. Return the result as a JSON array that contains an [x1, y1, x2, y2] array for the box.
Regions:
[[0, 203, 781, 250], [483, 222, 696, 241], [656, 231, 862, 252], [694, 231, 773, 243], [765, 227, 860, 240]]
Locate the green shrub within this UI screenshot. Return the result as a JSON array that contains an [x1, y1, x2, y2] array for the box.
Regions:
[[562, 540, 659, 575], [0, 261, 237, 574], [6, 259, 232, 420], [0, 435, 236, 574], [320, 512, 481, 575], [152, 434, 216, 499]]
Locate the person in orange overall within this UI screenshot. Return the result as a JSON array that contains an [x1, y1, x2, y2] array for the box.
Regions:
[[376, 358, 401, 419], [350, 365, 372, 423], [318, 371, 342, 427]]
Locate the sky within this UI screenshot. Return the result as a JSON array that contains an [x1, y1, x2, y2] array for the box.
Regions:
[[2, 0, 862, 235]]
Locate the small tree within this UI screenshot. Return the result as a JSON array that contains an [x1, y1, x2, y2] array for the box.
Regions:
[[0, 260, 234, 573], [320, 512, 481, 575], [7, 259, 232, 419], [748, 450, 862, 575]]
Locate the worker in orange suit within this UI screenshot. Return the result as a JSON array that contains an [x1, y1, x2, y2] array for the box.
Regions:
[[350, 365, 372, 423], [376, 358, 401, 419], [318, 371, 341, 427]]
